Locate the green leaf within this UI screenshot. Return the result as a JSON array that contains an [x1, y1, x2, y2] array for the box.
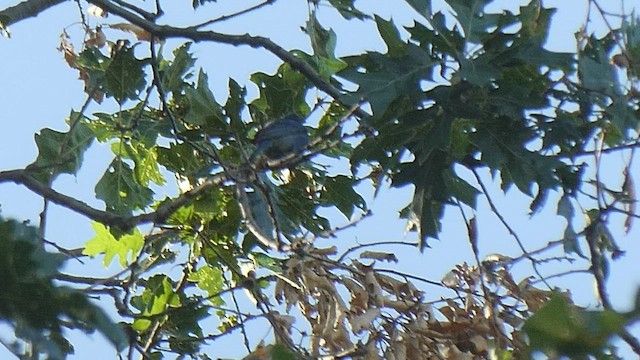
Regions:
[[276, 171, 331, 235], [518, 1, 555, 40], [132, 318, 152, 332], [83, 223, 144, 267], [224, 78, 248, 132], [104, 46, 146, 104], [192, 0, 215, 9], [458, 55, 502, 86], [448, 0, 498, 44], [292, 50, 347, 80], [270, 343, 301, 360], [375, 16, 407, 57], [184, 69, 225, 126], [326, 0, 368, 20], [579, 56, 618, 94], [75, 47, 110, 92], [524, 295, 625, 357], [443, 169, 479, 208], [160, 42, 195, 94], [0, 216, 126, 354], [394, 152, 449, 249], [0, 217, 63, 328], [340, 46, 435, 116], [307, 13, 338, 59], [403, 0, 432, 20], [28, 117, 95, 183], [320, 175, 366, 219], [411, 114, 453, 163], [88, 107, 170, 145], [157, 142, 210, 176], [164, 306, 208, 352], [251, 252, 283, 272], [250, 62, 311, 117], [469, 116, 562, 195], [95, 158, 154, 215], [607, 96, 639, 133], [188, 265, 224, 305], [578, 34, 620, 98], [406, 13, 464, 55], [515, 41, 574, 71], [300, 13, 348, 80], [131, 275, 180, 316], [111, 140, 165, 187]]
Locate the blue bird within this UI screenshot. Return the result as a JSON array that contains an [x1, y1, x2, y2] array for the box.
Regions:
[[250, 114, 309, 163]]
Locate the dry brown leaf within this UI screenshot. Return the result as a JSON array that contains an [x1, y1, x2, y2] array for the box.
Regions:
[[441, 270, 459, 288], [374, 273, 421, 300], [383, 298, 417, 312], [325, 322, 353, 352], [349, 307, 380, 334], [85, 27, 107, 48], [311, 245, 338, 256], [364, 340, 382, 360], [385, 338, 407, 360], [58, 31, 77, 69], [341, 276, 368, 312], [109, 23, 153, 42], [302, 267, 334, 292], [612, 53, 630, 68], [360, 250, 398, 263], [363, 268, 384, 307]]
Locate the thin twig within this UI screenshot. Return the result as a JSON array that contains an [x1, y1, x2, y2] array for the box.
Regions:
[[470, 168, 552, 289], [55, 273, 125, 287], [375, 268, 446, 288], [193, 0, 277, 28], [337, 237, 417, 263], [84, 0, 372, 121], [530, 269, 591, 284], [225, 273, 252, 353]]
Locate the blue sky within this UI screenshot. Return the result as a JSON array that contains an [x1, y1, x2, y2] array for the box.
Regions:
[[1, 0, 640, 358]]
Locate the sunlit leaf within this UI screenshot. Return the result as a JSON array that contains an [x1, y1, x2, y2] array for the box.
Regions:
[[83, 223, 144, 267]]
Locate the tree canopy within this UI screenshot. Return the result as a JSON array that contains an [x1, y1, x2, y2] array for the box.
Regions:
[[1, 0, 640, 359]]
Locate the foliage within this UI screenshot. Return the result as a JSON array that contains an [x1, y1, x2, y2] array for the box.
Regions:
[[1, 0, 640, 359], [0, 216, 127, 358]]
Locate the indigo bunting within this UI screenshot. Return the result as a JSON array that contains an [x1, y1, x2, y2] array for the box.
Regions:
[[250, 114, 309, 163]]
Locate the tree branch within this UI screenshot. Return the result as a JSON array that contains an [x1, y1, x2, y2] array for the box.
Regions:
[[0, 168, 229, 229], [0, 0, 67, 27], [85, 0, 372, 121]]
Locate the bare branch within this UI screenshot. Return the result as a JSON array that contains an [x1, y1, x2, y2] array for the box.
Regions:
[[0, 168, 228, 229], [0, 0, 66, 27], [55, 273, 125, 287], [110, 0, 157, 21], [471, 168, 553, 289], [193, 0, 277, 28]]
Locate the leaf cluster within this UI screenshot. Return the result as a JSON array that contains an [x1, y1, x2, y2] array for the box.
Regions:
[[1, 0, 640, 358]]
